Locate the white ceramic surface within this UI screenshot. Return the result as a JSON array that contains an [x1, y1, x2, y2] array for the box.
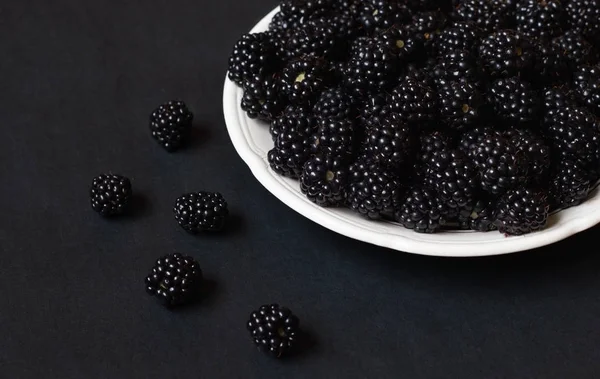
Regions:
[[222, 7, 600, 257]]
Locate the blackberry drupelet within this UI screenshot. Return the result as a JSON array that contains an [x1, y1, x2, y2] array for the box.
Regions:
[[241, 75, 286, 121], [149, 100, 193, 152], [313, 87, 356, 120], [566, 0, 600, 42], [505, 128, 551, 185], [358, 0, 411, 35], [495, 189, 549, 235], [463, 199, 497, 231], [347, 160, 402, 219], [515, 0, 566, 39], [549, 159, 594, 210], [280, 57, 330, 105], [453, 0, 515, 32], [365, 114, 413, 169], [431, 50, 480, 84], [437, 80, 488, 130], [311, 117, 356, 157], [533, 40, 570, 85], [552, 30, 599, 70], [488, 77, 540, 124], [145, 253, 203, 307], [268, 109, 316, 178], [433, 21, 482, 57], [478, 30, 534, 78], [174, 192, 229, 233], [344, 37, 399, 95], [389, 76, 438, 125], [394, 187, 450, 233], [247, 304, 301, 358], [90, 174, 132, 216], [228, 32, 278, 86], [573, 64, 600, 116], [300, 153, 349, 206]]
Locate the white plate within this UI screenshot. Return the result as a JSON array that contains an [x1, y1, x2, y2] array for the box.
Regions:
[[222, 6, 600, 257]]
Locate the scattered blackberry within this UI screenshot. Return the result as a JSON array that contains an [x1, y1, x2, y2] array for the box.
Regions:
[[462, 199, 497, 231], [495, 189, 549, 235], [269, 105, 315, 142], [344, 38, 399, 95], [573, 64, 600, 116], [241, 75, 286, 121], [90, 174, 132, 216], [488, 77, 540, 124], [431, 50, 480, 84], [437, 80, 488, 130], [533, 40, 570, 85], [280, 57, 330, 104], [311, 117, 356, 157], [268, 110, 316, 178], [300, 153, 349, 206], [145, 253, 203, 307], [247, 304, 301, 358], [504, 128, 551, 185], [394, 187, 450, 233], [453, 0, 515, 32], [313, 87, 356, 120], [174, 192, 229, 233], [419, 130, 455, 168], [284, 18, 342, 59], [433, 21, 482, 57], [479, 30, 534, 78], [149, 100, 193, 152], [549, 159, 594, 210], [228, 33, 278, 86], [365, 114, 413, 169], [389, 77, 438, 125], [515, 0, 566, 39], [566, 0, 600, 42], [358, 0, 411, 35], [347, 160, 402, 219], [552, 30, 599, 70]]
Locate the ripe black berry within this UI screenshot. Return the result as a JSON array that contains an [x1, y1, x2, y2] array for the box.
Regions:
[[365, 114, 413, 169], [515, 0, 566, 39], [149, 100, 193, 152], [174, 192, 228, 233], [433, 21, 482, 57], [566, 0, 600, 43], [358, 0, 411, 35], [453, 0, 515, 32], [247, 304, 301, 358], [280, 57, 330, 105], [344, 37, 399, 95], [395, 187, 450, 233], [495, 189, 549, 235], [389, 76, 438, 125], [549, 159, 594, 210], [241, 75, 286, 121], [300, 153, 349, 206], [311, 117, 356, 157], [573, 64, 600, 116], [347, 160, 402, 219], [437, 80, 488, 129], [313, 87, 356, 120], [145, 253, 203, 307], [488, 77, 540, 124], [228, 33, 278, 86], [479, 30, 534, 78], [90, 174, 132, 216], [552, 30, 599, 70]]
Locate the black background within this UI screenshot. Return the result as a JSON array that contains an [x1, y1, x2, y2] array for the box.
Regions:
[[2, 1, 600, 378]]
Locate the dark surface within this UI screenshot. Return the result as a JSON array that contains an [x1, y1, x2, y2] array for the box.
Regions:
[[1, 1, 600, 378]]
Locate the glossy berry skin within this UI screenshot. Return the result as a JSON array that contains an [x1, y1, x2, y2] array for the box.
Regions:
[[515, 0, 566, 39], [573, 64, 600, 116], [552, 30, 599, 70], [145, 253, 203, 307], [365, 114, 413, 169], [247, 304, 301, 358], [389, 77, 438, 125], [300, 154, 348, 206], [437, 80, 487, 130], [479, 30, 534, 78], [280, 57, 330, 105], [495, 189, 549, 235], [488, 77, 540, 124], [241, 75, 286, 121], [395, 187, 450, 233], [228, 32, 278, 86], [347, 160, 402, 220], [149, 100, 194, 152], [549, 159, 593, 210], [174, 192, 228, 233], [313, 87, 356, 121], [344, 38, 399, 95], [90, 174, 132, 216], [566, 0, 600, 42]]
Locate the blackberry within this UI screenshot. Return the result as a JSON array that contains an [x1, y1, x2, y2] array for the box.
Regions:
[[380, 24, 425, 62], [437, 80, 488, 130], [459, 125, 494, 154], [311, 117, 356, 157], [241, 75, 286, 121], [344, 38, 399, 95], [478, 30, 534, 78], [149, 100, 193, 152], [495, 189, 549, 235], [280, 57, 330, 105], [365, 114, 413, 169], [394, 187, 450, 233], [549, 159, 594, 210], [516, 0, 566, 39], [533, 40, 570, 85], [358, 0, 411, 35], [145, 253, 203, 307], [541, 85, 578, 125], [488, 77, 540, 124], [359, 93, 391, 128], [419, 130, 455, 168], [433, 21, 483, 57], [228, 33, 278, 86], [280, 0, 334, 19], [407, 0, 453, 12], [90, 174, 132, 216], [284, 18, 342, 59], [453, 0, 515, 32], [463, 199, 497, 231], [268, 110, 316, 178], [174, 192, 229, 233], [300, 154, 348, 206], [467, 130, 528, 195], [247, 304, 301, 358], [431, 50, 480, 84], [504, 128, 551, 185], [410, 11, 449, 51], [573, 64, 600, 116], [347, 160, 402, 219], [552, 30, 599, 70], [566, 0, 600, 42], [389, 77, 438, 125], [269, 105, 315, 142], [313, 87, 356, 120], [404, 59, 437, 88]]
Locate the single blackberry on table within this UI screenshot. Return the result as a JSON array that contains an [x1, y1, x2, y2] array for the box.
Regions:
[[279, 57, 330, 105], [419, 130, 455, 168], [573, 64, 600, 116], [495, 188, 550, 235], [90, 174, 132, 216], [268, 110, 316, 178], [300, 153, 349, 206], [478, 30, 534, 78], [552, 30, 599, 70], [358, 0, 411, 35], [488, 77, 540, 124], [145, 253, 203, 307], [433, 21, 483, 57], [453, 0, 515, 32], [394, 187, 450, 233], [389, 76, 438, 125], [347, 160, 402, 219], [311, 117, 356, 157], [365, 114, 413, 169], [462, 199, 497, 231], [532, 40, 570, 85], [515, 0, 566, 39], [566, 0, 600, 42], [504, 128, 551, 185], [174, 192, 229, 233], [549, 159, 594, 210], [313, 87, 356, 120], [149, 100, 193, 152], [228, 32, 279, 86], [241, 75, 286, 121], [247, 304, 301, 358], [344, 37, 399, 95], [431, 50, 480, 84], [437, 80, 488, 130], [284, 18, 343, 60]]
